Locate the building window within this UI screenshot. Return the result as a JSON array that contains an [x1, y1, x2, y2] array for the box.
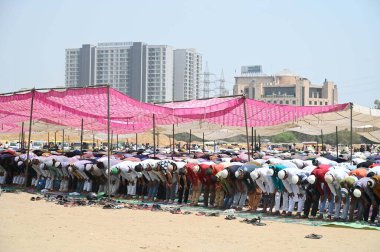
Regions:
[[285, 101, 289, 104], [320, 101, 323, 105], [309, 101, 312, 105], [314, 101, 317, 105], [292, 101, 296, 105], [325, 102, 328, 105], [274, 101, 277, 104], [279, 101, 283, 104]]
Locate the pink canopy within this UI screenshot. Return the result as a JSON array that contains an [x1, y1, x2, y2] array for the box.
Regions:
[[161, 97, 349, 127], [0, 86, 349, 134]]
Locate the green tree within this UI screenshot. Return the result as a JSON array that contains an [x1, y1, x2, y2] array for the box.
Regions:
[[271, 132, 298, 143], [323, 129, 362, 145]]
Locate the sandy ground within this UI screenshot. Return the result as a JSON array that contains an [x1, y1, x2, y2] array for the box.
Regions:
[[0, 193, 378, 252]]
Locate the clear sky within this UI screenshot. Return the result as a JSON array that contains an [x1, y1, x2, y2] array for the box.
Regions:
[[0, 0, 379, 107]]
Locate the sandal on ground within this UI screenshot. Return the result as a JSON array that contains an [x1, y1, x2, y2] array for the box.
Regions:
[[305, 234, 323, 239]]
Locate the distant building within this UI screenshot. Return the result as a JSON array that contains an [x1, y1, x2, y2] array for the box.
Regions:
[[146, 45, 174, 103], [173, 49, 202, 101], [65, 42, 202, 103], [233, 67, 338, 106], [65, 42, 145, 99]]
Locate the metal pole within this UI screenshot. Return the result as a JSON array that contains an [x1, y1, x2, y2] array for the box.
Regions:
[[107, 85, 111, 200], [21, 122, 24, 149], [153, 114, 156, 157], [116, 134, 119, 151], [135, 133, 138, 151], [251, 127, 254, 154], [321, 129, 324, 152], [214, 140, 216, 153], [93, 134, 95, 151], [254, 129, 257, 151], [62, 129, 65, 152], [202, 132, 205, 152], [336, 126, 339, 159], [157, 132, 159, 149], [80, 118, 84, 157], [258, 135, 261, 152], [172, 124, 175, 160], [316, 137, 319, 153], [189, 129, 192, 154], [350, 103, 353, 164], [111, 131, 113, 151], [47, 132, 49, 150], [24, 89, 35, 187], [54, 131, 57, 147], [243, 97, 251, 161]]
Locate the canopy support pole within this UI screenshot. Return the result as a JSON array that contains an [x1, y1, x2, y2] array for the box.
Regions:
[[251, 127, 255, 157], [189, 129, 192, 154], [80, 118, 84, 157], [92, 134, 95, 151], [214, 140, 216, 153], [62, 129, 65, 152], [258, 135, 261, 152], [47, 132, 49, 150], [316, 136, 319, 153], [336, 126, 339, 159], [24, 88, 35, 188], [157, 132, 159, 149], [111, 131, 114, 151], [54, 131, 57, 147], [116, 134, 119, 150], [135, 133, 138, 151], [254, 129, 257, 152], [350, 103, 353, 164], [107, 85, 111, 201], [202, 132, 205, 152], [321, 129, 324, 152], [153, 114, 156, 158], [172, 124, 175, 160], [21, 122, 24, 149], [243, 97, 251, 161]]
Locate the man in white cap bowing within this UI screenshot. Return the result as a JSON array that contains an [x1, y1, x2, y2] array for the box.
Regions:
[[324, 168, 349, 220]]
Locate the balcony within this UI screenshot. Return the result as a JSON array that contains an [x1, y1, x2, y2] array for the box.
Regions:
[[262, 94, 295, 98]]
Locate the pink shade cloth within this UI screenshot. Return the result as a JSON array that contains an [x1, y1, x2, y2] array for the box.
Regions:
[[0, 87, 349, 134]]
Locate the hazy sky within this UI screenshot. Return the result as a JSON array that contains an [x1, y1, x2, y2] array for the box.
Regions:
[[0, 0, 379, 107]]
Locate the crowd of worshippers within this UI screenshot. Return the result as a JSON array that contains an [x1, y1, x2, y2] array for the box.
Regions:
[[1, 148, 380, 223]]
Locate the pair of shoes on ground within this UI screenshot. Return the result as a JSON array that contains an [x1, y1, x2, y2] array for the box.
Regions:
[[103, 203, 123, 209], [225, 215, 236, 220], [241, 217, 266, 226]]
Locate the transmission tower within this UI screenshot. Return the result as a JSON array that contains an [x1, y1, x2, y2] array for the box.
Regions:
[[201, 62, 215, 98], [217, 69, 226, 97]]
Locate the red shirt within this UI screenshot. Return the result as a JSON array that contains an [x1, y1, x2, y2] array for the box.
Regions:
[[198, 163, 211, 185], [212, 164, 224, 175], [311, 165, 331, 195], [185, 163, 200, 185]]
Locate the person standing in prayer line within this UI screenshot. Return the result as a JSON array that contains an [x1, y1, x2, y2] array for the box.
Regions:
[[177, 167, 190, 205]]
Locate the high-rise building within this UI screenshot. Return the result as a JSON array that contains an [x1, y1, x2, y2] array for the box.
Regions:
[[65, 42, 202, 103], [146, 45, 173, 103], [233, 66, 338, 106], [65, 42, 146, 99], [173, 49, 202, 101]]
